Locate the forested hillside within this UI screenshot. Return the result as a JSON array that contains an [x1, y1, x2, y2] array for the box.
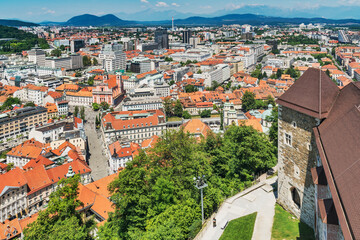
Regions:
[[0, 25, 48, 53]]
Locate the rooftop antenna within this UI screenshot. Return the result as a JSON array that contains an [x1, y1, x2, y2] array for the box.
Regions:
[[172, 17, 174, 32]]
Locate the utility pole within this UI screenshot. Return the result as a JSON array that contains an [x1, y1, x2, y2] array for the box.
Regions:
[[194, 175, 208, 224]]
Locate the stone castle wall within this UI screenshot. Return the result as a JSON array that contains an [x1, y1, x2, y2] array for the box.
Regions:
[[277, 105, 319, 229]]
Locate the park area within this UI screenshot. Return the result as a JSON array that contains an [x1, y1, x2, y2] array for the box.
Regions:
[[219, 213, 257, 240], [217, 204, 315, 240], [271, 204, 315, 240]]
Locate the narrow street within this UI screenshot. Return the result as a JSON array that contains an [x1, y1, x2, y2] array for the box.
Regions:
[[83, 107, 109, 181]]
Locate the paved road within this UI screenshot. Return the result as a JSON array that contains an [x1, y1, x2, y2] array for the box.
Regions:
[[197, 177, 277, 240], [83, 107, 109, 181]]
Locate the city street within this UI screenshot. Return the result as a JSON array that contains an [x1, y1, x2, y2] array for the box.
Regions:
[[83, 107, 109, 181]]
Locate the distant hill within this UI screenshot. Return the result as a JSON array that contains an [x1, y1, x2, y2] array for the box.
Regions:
[[65, 14, 136, 26], [38, 13, 360, 27], [0, 19, 38, 27], [171, 14, 360, 26], [0, 25, 49, 54]]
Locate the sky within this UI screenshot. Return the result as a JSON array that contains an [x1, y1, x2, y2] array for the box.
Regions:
[[0, 0, 359, 22]]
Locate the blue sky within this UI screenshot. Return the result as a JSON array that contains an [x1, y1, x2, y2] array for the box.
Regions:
[[0, 0, 359, 22]]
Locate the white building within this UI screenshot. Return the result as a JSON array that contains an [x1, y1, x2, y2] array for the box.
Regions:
[[108, 141, 140, 173], [0, 168, 28, 222], [28, 46, 46, 66], [203, 64, 230, 87], [44, 54, 83, 70], [99, 43, 126, 72], [28, 121, 68, 143], [170, 48, 212, 62], [122, 97, 163, 111], [102, 110, 166, 145], [13, 84, 48, 106]]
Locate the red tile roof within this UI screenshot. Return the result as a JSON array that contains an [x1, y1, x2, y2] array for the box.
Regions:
[[0, 168, 27, 196]]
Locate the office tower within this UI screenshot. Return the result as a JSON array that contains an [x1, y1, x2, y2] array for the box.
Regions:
[[70, 39, 85, 53], [155, 29, 169, 49], [99, 43, 126, 72], [182, 30, 191, 44], [338, 30, 350, 43], [28, 46, 46, 66]]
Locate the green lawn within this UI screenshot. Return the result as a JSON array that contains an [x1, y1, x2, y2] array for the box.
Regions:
[[272, 204, 315, 240], [219, 212, 257, 240]]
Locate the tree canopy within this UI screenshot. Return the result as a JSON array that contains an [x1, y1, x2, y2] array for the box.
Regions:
[[23, 175, 95, 240], [98, 126, 276, 239], [0, 97, 21, 111], [0, 25, 49, 54], [185, 85, 198, 93], [242, 91, 256, 112]]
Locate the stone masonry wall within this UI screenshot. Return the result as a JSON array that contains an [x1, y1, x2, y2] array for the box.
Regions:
[[277, 105, 319, 229]]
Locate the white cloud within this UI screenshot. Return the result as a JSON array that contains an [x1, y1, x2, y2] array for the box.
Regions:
[[340, 0, 360, 4], [141, 0, 149, 3], [156, 1, 168, 7], [41, 7, 55, 14], [225, 3, 265, 10], [200, 5, 212, 9], [171, 2, 180, 7]]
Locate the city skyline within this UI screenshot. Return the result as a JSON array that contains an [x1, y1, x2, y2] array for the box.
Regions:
[[3, 0, 360, 22]]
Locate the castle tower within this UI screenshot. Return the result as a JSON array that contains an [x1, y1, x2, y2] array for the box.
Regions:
[[276, 68, 339, 229]]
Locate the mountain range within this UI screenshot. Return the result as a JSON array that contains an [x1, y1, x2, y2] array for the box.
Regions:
[[37, 13, 360, 27], [0, 19, 38, 27], [2, 12, 360, 27]]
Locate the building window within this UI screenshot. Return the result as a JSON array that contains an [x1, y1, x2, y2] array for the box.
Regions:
[[292, 121, 297, 128], [284, 133, 292, 146], [291, 187, 301, 208], [307, 143, 312, 151]]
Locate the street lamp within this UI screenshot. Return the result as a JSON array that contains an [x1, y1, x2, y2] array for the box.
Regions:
[[194, 175, 208, 224]]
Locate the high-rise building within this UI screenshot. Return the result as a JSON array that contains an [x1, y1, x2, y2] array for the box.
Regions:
[[99, 43, 126, 72], [182, 30, 191, 44], [130, 57, 151, 73], [155, 29, 169, 49], [28, 46, 46, 66], [338, 30, 350, 43], [70, 39, 85, 53]]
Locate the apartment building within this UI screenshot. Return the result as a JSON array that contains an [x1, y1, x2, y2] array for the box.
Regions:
[[0, 158, 91, 222], [29, 121, 70, 143], [0, 106, 47, 140], [154, 82, 170, 97], [6, 139, 48, 167], [13, 84, 48, 106], [203, 64, 230, 87], [65, 90, 93, 106], [0, 168, 28, 222], [57, 100, 69, 116], [108, 141, 140, 173], [101, 110, 166, 145], [24, 75, 62, 89]]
